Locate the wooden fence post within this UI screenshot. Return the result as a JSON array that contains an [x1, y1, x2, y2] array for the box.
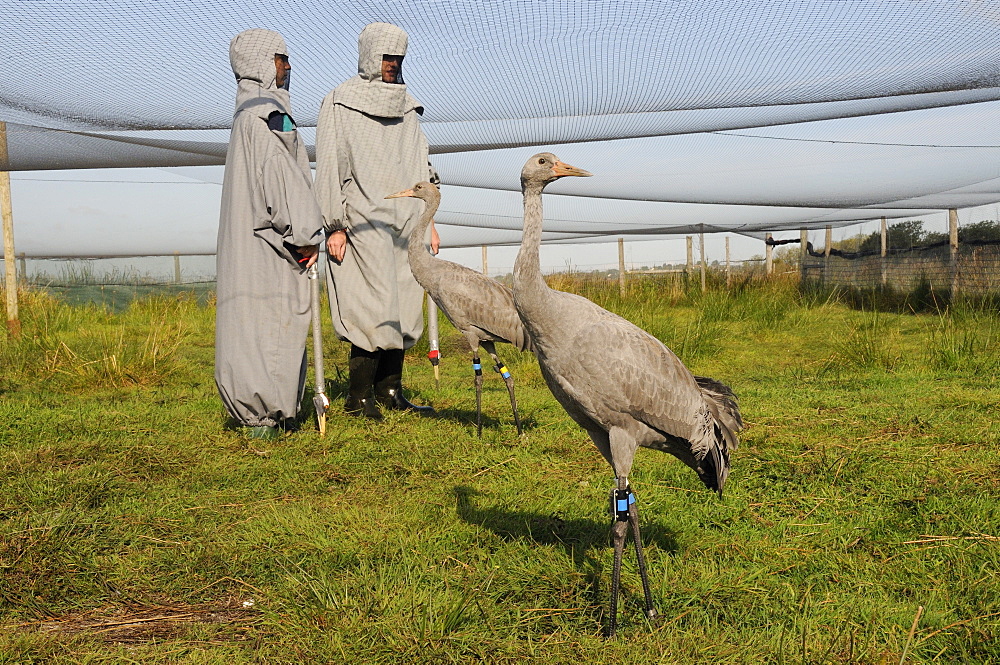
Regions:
[[880, 216, 887, 287], [0, 121, 19, 337], [949, 208, 959, 296], [765, 232, 773, 277], [725, 235, 731, 288], [618, 237, 625, 296], [799, 228, 808, 284], [685, 235, 693, 287], [822, 225, 832, 286], [18, 252, 26, 284], [173, 251, 182, 284], [699, 231, 706, 293]]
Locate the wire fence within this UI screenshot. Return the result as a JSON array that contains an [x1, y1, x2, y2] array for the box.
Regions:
[[801, 243, 1000, 296], [5, 240, 1000, 312]]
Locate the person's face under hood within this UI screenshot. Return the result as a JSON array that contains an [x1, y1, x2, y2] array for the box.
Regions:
[[230, 29, 290, 90], [381, 55, 402, 84], [357, 22, 408, 82]]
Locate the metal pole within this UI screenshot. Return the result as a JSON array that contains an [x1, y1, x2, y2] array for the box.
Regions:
[[880, 216, 887, 287], [949, 208, 959, 297], [725, 235, 731, 288], [699, 231, 706, 293], [426, 292, 441, 389], [0, 121, 19, 337], [618, 237, 625, 296], [481, 244, 488, 276], [308, 263, 329, 436], [823, 225, 832, 286], [765, 233, 773, 277]]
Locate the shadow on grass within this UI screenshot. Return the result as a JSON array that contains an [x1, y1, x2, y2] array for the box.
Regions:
[[434, 407, 539, 434], [454, 485, 680, 612]]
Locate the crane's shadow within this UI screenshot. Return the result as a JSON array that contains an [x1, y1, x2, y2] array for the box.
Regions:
[[453, 485, 680, 615], [434, 407, 539, 434]]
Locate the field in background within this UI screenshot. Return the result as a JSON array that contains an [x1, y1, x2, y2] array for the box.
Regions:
[[1, 275, 998, 663]]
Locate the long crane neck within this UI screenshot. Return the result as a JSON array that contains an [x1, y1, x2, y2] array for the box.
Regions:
[[513, 179, 550, 310], [407, 193, 440, 280]]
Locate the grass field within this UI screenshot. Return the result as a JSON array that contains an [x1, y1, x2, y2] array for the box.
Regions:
[[1, 275, 998, 663]]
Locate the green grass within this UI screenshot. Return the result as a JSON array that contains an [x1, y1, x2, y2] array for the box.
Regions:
[[1, 277, 999, 663]]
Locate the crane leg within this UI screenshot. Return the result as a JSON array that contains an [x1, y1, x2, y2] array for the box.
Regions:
[[484, 342, 522, 435], [628, 491, 657, 621], [607, 481, 656, 638], [472, 355, 483, 438], [607, 483, 632, 639]]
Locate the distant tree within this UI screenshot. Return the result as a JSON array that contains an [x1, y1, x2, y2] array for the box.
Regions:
[[859, 220, 927, 253], [960, 220, 1000, 243]]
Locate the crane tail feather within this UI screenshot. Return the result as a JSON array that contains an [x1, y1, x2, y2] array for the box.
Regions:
[[694, 375, 744, 496]]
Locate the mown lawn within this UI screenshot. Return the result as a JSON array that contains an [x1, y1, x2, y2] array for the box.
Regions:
[[1, 276, 998, 663]]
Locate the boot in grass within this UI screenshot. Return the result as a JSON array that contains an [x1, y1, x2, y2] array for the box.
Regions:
[[345, 345, 383, 420], [374, 348, 434, 414], [245, 425, 279, 440]]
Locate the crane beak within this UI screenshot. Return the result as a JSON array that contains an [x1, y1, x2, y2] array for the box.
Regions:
[[552, 161, 592, 178], [385, 189, 415, 199]]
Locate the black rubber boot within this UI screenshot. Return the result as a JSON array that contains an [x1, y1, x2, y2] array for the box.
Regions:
[[345, 345, 383, 420], [374, 348, 435, 414]]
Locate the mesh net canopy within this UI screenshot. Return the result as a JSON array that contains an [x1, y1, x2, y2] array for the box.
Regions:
[[3, 0, 1000, 253]]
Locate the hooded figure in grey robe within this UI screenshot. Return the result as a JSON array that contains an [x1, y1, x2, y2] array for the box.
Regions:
[[315, 22, 438, 418], [215, 29, 324, 431]]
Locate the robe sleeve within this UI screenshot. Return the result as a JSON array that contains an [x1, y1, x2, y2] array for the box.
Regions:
[[315, 94, 347, 232], [260, 151, 324, 248]]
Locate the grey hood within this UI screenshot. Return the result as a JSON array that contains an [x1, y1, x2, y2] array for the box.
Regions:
[[230, 28, 293, 121], [334, 22, 423, 119]]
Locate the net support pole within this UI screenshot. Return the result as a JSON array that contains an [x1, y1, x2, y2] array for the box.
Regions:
[[880, 216, 887, 287], [799, 228, 808, 285], [823, 225, 832, 286], [699, 231, 707, 293], [617, 237, 625, 296], [725, 236, 731, 288], [18, 253, 25, 284], [765, 233, 773, 277], [481, 244, 488, 276], [0, 121, 19, 337], [949, 208, 959, 297], [173, 251, 181, 284], [685, 235, 693, 287]]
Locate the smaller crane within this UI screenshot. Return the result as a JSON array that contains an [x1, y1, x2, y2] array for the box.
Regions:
[[387, 183, 533, 436]]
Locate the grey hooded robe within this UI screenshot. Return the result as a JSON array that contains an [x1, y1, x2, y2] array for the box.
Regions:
[[315, 22, 438, 352], [215, 29, 324, 427]]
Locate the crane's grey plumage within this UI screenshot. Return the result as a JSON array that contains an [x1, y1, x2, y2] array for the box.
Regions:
[[512, 153, 743, 638], [386, 182, 532, 435]]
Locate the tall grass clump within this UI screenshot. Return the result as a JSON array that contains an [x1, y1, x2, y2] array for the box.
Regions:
[[831, 309, 904, 371], [926, 303, 1000, 374], [0, 287, 193, 391]]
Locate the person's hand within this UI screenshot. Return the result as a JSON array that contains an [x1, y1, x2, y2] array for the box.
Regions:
[[430, 221, 440, 255], [327, 230, 348, 263], [297, 244, 319, 268]]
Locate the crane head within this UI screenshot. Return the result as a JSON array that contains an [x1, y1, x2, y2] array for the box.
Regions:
[[386, 181, 440, 203], [521, 152, 592, 187]]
